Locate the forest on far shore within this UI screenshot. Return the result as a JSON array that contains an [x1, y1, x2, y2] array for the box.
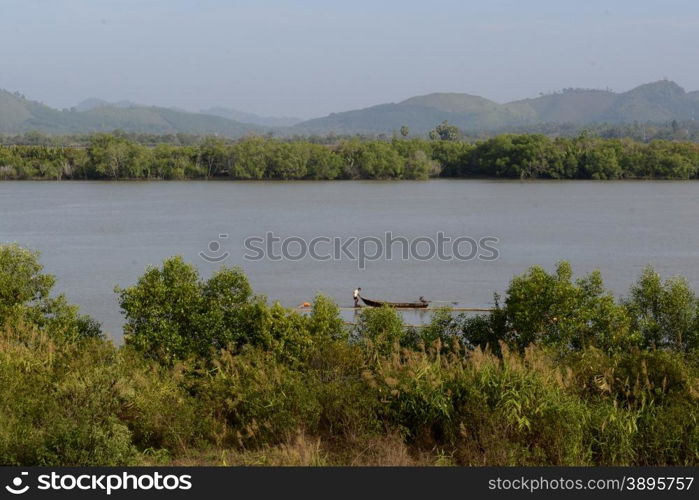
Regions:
[[1, 126, 699, 181]]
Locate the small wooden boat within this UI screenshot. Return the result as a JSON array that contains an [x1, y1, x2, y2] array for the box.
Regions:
[[359, 296, 429, 308]]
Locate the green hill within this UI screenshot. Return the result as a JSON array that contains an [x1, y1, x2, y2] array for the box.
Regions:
[[0, 90, 265, 137], [505, 89, 616, 124], [600, 80, 695, 122], [400, 93, 501, 114], [201, 107, 302, 127], [0, 91, 33, 130], [3, 80, 699, 137], [294, 80, 699, 135]]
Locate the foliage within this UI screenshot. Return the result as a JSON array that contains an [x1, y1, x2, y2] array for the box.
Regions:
[[0, 325, 135, 465], [625, 266, 699, 351], [2, 247, 699, 466], [355, 305, 406, 357], [117, 257, 348, 366], [428, 121, 461, 141], [1, 132, 698, 181], [0, 244, 102, 340], [502, 262, 637, 352], [307, 294, 346, 342], [197, 348, 321, 447], [117, 257, 260, 364]]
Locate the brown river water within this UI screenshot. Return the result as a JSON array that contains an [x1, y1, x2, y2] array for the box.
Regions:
[[1, 179, 698, 340]]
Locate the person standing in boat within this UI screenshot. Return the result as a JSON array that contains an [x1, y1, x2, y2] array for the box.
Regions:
[[353, 287, 362, 307]]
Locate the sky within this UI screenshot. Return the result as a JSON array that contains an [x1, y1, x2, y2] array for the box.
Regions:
[[1, 0, 699, 119]]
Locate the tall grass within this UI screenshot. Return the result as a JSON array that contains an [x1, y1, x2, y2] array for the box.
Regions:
[[2, 320, 697, 465]]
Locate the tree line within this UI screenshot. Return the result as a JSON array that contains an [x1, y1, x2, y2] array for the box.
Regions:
[[1, 132, 699, 181], [1, 243, 698, 466], [3, 118, 699, 146]]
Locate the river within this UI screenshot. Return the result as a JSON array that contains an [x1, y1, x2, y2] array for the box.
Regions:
[[1, 179, 698, 340]]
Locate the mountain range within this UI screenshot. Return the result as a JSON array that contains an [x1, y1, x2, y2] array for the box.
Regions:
[[200, 107, 303, 128], [294, 80, 699, 134], [0, 91, 264, 137], [1, 80, 698, 137]]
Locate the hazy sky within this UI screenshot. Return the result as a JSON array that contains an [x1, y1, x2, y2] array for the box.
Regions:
[[2, 0, 699, 118]]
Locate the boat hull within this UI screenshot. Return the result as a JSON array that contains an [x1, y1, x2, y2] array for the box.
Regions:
[[360, 297, 429, 308]]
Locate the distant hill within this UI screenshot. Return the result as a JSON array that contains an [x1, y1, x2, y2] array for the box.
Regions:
[[0, 90, 265, 137], [400, 93, 501, 114], [505, 89, 616, 124], [73, 98, 143, 112], [599, 81, 696, 122], [294, 80, 699, 134], [3, 80, 699, 137], [201, 107, 302, 127]]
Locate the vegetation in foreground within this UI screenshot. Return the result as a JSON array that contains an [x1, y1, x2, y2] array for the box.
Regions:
[[1, 243, 698, 466], [1, 131, 699, 181]]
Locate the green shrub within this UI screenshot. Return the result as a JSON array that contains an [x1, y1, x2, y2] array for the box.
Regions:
[[566, 348, 697, 408], [456, 347, 589, 465], [307, 294, 347, 342], [114, 348, 207, 453], [625, 266, 699, 351], [369, 348, 458, 444], [117, 257, 258, 363], [0, 324, 135, 465], [504, 262, 636, 352], [635, 402, 699, 465], [0, 244, 102, 340], [3, 247, 699, 466], [118, 258, 331, 366], [196, 348, 321, 448], [355, 305, 405, 357], [311, 343, 383, 441], [410, 306, 464, 353], [585, 402, 638, 465]]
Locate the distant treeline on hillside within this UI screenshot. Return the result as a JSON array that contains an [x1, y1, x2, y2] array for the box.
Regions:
[[1, 132, 699, 180], [3, 117, 699, 146]]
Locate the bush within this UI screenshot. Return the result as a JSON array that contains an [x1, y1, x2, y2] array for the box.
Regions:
[[305, 340, 383, 441], [355, 306, 405, 357], [117, 257, 256, 363], [503, 261, 637, 352], [115, 348, 207, 453], [0, 324, 135, 465], [3, 248, 699, 466], [585, 402, 638, 465], [566, 348, 697, 408], [411, 306, 464, 353], [197, 348, 321, 448], [625, 266, 699, 351], [307, 294, 347, 342], [0, 244, 102, 340], [635, 402, 699, 465], [368, 345, 590, 465], [118, 259, 340, 366]]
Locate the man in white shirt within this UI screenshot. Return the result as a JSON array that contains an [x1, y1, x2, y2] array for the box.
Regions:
[[353, 287, 361, 307]]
